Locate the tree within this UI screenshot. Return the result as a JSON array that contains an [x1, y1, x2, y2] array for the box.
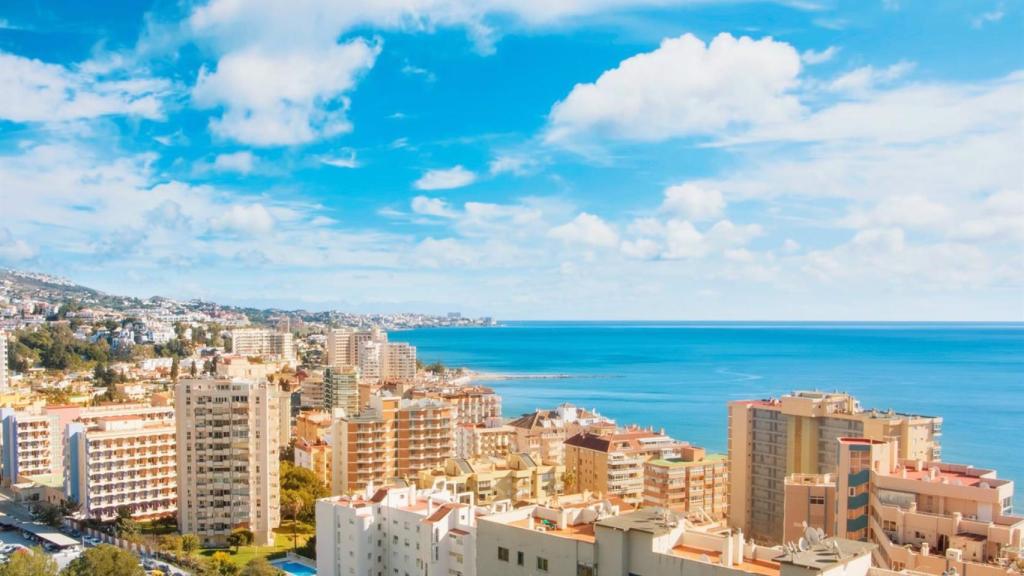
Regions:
[[297, 535, 316, 560], [189, 362, 198, 378], [281, 491, 304, 551], [61, 544, 144, 576], [181, 534, 201, 558], [158, 534, 183, 561], [226, 528, 252, 553], [0, 547, 58, 576], [170, 357, 180, 381], [198, 552, 239, 576], [240, 557, 284, 576], [114, 506, 139, 541]]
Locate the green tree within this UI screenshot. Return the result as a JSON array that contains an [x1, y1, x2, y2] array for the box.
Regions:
[[114, 507, 139, 541], [181, 534, 201, 558], [61, 544, 144, 576], [0, 546, 59, 576], [158, 534, 183, 560], [170, 357, 180, 381], [297, 535, 316, 560], [198, 552, 239, 576], [240, 557, 284, 576], [226, 528, 253, 553]]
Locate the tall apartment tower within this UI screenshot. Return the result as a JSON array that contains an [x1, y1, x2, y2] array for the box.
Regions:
[[0, 331, 8, 391], [323, 366, 359, 416], [175, 378, 283, 546], [381, 342, 417, 383], [727, 390, 943, 544], [326, 327, 387, 369], [230, 328, 295, 362]]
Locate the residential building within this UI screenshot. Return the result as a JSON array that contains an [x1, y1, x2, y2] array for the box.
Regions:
[[326, 327, 386, 369], [395, 398, 455, 480], [358, 341, 382, 383], [418, 453, 564, 506], [456, 422, 516, 459], [477, 497, 878, 576], [381, 342, 417, 383], [65, 407, 176, 521], [409, 386, 501, 427], [728, 391, 943, 544], [324, 366, 360, 416], [0, 409, 61, 484], [643, 446, 729, 519], [299, 369, 325, 408], [175, 378, 284, 546], [782, 473, 837, 543], [215, 355, 287, 380], [294, 437, 331, 488], [316, 482, 485, 576], [563, 426, 689, 504], [0, 331, 8, 391], [230, 328, 295, 363], [784, 437, 1023, 576], [508, 404, 614, 466], [332, 396, 400, 495]]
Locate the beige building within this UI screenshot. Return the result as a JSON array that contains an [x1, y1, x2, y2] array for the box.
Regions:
[[477, 497, 877, 576], [65, 407, 177, 521], [0, 331, 8, 391], [215, 355, 287, 381], [784, 436, 1022, 576], [457, 422, 516, 459], [323, 366, 359, 416], [332, 396, 399, 495], [408, 385, 502, 426], [294, 437, 331, 488], [728, 391, 943, 544], [1, 410, 62, 484], [418, 453, 564, 506], [395, 398, 455, 480], [175, 378, 284, 546], [644, 446, 729, 519], [564, 426, 689, 504], [782, 473, 837, 543], [508, 403, 614, 466], [230, 328, 295, 363]]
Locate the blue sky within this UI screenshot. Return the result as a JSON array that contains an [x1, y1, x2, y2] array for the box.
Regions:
[[0, 0, 1021, 319]]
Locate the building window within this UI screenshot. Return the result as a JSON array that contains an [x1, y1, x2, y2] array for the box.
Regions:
[[497, 547, 509, 562], [577, 564, 594, 576], [809, 496, 825, 505], [517, 551, 524, 566], [537, 557, 549, 572]]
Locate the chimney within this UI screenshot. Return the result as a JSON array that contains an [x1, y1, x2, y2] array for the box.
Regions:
[[921, 542, 930, 556]]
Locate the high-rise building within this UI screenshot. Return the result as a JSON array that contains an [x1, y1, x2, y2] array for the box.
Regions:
[[381, 342, 417, 383], [357, 341, 382, 382], [326, 327, 387, 369], [0, 331, 8, 391], [230, 328, 295, 363], [175, 378, 284, 546], [323, 366, 359, 416], [783, 437, 1023, 576], [643, 446, 729, 519], [65, 406, 177, 521], [563, 426, 689, 504], [395, 398, 454, 479], [409, 386, 501, 426], [316, 483, 479, 576], [0, 409, 62, 484], [728, 391, 943, 544]]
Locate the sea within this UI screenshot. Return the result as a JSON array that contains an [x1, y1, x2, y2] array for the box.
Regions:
[[401, 322, 1024, 507]]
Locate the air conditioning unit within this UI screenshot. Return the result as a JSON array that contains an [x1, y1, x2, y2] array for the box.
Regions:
[[946, 548, 963, 561]]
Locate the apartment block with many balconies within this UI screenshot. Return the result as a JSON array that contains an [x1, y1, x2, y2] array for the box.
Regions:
[[643, 445, 729, 520], [175, 378, 284, 546]]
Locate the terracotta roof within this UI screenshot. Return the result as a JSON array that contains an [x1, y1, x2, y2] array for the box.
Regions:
[[564, 433, 611, 452], [423, 503, 465, 524]]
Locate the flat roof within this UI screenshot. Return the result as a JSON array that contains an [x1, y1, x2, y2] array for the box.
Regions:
[[507, 517, 596, 543], [776, 539, 876, 570], [670, 545, 780, 576], [596, 508, 675, 535], [649, 454, 727, 468]]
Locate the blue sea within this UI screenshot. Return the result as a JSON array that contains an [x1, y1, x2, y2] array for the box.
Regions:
[[401, 322, 1024, 507]]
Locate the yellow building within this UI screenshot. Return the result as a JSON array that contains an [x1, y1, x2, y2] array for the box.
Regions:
[[643, 446, 729, 519], [728, 391, 942, 543], [417, 452, 564, 505]]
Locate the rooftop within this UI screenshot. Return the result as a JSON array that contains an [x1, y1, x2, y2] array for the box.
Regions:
[[775, 539, 876, 571], [670, 545, 780, 576], [507, 517, 596, 542]]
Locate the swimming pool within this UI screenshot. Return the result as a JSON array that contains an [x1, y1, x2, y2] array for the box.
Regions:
[[271, 560, 316, 576]]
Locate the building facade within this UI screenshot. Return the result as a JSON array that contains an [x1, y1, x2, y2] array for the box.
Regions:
[[175, 378, 284, 546], [418, 453, 564, 506], [324, 366, 360, 416], [230, 328, 295, 363], [563, 427, 688, 504], [728, 391, 943, 544], [643, 446, 729, 519]]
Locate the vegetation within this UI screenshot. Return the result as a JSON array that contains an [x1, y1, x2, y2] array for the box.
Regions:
[[0, 547, 58, 576], [114, 506, 140, 542], [280, 461, 327, 525], [240, 557, 284, 576], [61, 544, 144, 576], [8, 325, 110, 371], [227, 529, 254, 552], [198, 552, 239, 576], [182, 534, 201, 558]]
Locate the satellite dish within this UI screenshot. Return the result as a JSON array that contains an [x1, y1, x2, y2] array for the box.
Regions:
[[798, 538, 809, 551], [805, 525, 824, 546]]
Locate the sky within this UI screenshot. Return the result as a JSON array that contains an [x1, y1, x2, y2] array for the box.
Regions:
[[0, 0, 1021, 320]]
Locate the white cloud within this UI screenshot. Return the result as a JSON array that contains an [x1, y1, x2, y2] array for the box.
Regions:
[[549, 213, 619, 247], [414, 165, 477, 190], [801, 46, 838, 65], [0, 228, 36, 261], [192, 39, 380, 146], [842, 195, 952, 230], [971, 6, 1005, 28], [545, 33, 802, 144], [0, 51, 170, 123], [320, 148, 360, 168], [411, 196, 458, 218], [828, 61, 915, 94], [782, 238, 801, 253], [660, 183, 725, 221], [489, 154, 536, 176], [213, 151, 255, 174], [401, 62, 436, 82], [210, 203, 276, 234]]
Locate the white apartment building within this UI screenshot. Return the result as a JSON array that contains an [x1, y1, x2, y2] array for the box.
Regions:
[[66, 407, 177, 521], [0, 409, 61, 484], [230, 328, 296, 363], [358, 341, 382, 383], [316, 483, 482, 576], [175, 378, 284, 546], [0, 331, 8, 391], [381, 342, 417, 383], [327, 327, 387, 369]]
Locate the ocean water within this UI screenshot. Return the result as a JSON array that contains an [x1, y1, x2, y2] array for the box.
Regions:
[[402, 322, 1024, 506]]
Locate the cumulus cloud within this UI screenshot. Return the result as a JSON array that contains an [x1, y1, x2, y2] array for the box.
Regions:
[[210, 203, 276, 234], [549, 213, 619, 247], [213, 151, 255, 174], [0, 228, 36, 261], [411, 196, 458, 218], [660, 183, 725, 221], [0, 51, 170, 123], [545, 33, 802, 144], [192, 39, 380, 146], [414, 165, 477, 190]]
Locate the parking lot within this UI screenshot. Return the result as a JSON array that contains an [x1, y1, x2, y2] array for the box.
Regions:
[[0, 524, 83, 570]]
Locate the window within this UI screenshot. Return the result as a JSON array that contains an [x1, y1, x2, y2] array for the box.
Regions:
[[809, 496, 825, 505], [537, 557, 549, 572], [497, 547, 509, 562], [577, 564, 595, 576], [517, 551, 524, 566]]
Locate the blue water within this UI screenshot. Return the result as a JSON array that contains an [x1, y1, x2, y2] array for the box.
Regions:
[[272, 560, 316, 576], [401, 322, 1024, 506]]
